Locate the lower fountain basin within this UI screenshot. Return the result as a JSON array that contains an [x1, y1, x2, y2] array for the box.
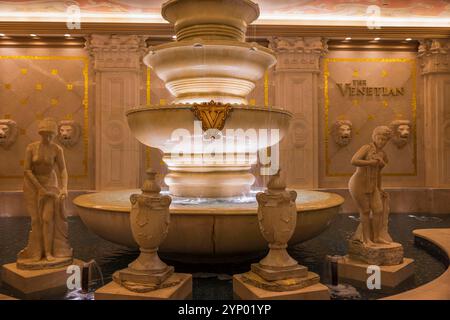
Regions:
[[73, 189, 344, 262]]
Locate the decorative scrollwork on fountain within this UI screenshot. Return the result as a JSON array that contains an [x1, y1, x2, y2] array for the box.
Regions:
[[191, 100, 233, 131]]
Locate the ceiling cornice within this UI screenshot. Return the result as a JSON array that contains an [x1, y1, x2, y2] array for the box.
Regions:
[[0, 22, 449, 40]]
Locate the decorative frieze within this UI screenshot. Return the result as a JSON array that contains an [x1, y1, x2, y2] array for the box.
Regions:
[[85, 34, 148, 71], [418, 39, 450, 75], [268, 37, 328, 72]]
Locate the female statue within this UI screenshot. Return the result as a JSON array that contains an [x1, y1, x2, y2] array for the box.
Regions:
[[348, 126, 392, 247], [17, 118, 73, 269]]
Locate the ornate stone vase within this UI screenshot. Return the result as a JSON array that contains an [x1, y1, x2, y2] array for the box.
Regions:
[[243, 170, 320, 291], [256, 189, 298, 270], [113, 171, 174, 291], [129, 192, 171, 273]]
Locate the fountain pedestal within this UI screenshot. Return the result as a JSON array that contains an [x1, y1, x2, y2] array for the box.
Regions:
[[233, 170, 330, 300], [95, 171, 192, 300]]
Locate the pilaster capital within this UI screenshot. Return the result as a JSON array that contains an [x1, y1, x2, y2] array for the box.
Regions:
[[85, 34, 149, 71], [268, 37, 328, 72], [418, 39, 450, 74]]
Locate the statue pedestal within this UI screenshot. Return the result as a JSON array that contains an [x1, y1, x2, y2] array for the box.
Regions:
[[233, 272, 329, 300], [337, 256, 414, 288], [1, 259, 83, 298], [95, 273, 192, 300], [348, 240, 404, 265]]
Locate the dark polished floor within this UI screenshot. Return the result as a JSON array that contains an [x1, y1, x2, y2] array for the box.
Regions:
[[1, 213, 449, 300]]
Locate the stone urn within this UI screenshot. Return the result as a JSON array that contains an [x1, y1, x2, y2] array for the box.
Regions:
[[241, 169, 320, 291], [113, 170, 175, 291], [255, 171, 299, 273]]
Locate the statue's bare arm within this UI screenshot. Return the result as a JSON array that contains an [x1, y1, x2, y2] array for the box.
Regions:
[[56, 146, 68, 197], [351, 145, 376, 167]]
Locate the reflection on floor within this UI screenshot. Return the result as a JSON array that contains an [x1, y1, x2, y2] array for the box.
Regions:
[[1, 214, 449, 300]]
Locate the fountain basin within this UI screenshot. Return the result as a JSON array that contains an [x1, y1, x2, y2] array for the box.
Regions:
[[126, 105, 291, 153], [127, 105, 292, 197], [73, 190, 344, 261]]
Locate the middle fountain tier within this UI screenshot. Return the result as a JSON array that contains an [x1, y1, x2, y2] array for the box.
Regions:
[[126, 0, 291, 198]]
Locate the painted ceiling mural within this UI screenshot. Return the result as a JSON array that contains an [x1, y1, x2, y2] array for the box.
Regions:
[[0, 0, 449, 25]]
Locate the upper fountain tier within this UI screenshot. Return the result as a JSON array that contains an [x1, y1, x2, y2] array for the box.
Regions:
[[144, 0, 276, 105], [162, 0, 259, 42]]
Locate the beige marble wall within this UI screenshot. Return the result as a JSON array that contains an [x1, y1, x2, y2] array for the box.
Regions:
[[0, 47, 94, 190], [319, 50, 425, 188], [1, 37, 449, 216]]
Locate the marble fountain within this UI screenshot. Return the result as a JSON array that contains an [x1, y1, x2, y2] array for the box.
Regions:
[[73, 0, 344, 261]]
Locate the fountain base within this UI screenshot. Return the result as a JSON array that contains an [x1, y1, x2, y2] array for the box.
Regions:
[[73, 190, 344, 262]]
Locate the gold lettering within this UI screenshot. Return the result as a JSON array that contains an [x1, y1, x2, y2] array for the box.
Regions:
[[336, 83, 350, 96]]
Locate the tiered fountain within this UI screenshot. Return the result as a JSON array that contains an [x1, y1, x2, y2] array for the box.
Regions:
[[74, 0, 344, 261]]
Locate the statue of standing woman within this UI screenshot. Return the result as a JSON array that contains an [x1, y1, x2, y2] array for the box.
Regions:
[[348, 126, 393, 247], [17, 118, 73, 269]]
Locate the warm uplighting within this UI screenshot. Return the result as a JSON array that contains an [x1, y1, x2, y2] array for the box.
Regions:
[[0, 9, 447, 27], [30, 34, 38, 37], [64, 34, 71, 38], [172, 35, 177, 40], [374, 37, 381, 41], [345, 37, 352, 41], [405, 38, 412, 41]]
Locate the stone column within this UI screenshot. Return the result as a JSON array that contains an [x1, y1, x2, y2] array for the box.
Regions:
[[85, 34, 148, 190], [269, 37, 327, 189], [419, 39, 450, 187]]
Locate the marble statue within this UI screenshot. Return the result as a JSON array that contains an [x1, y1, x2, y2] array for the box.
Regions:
[[389, 120, 411, 149], [0, 119, 18, 150], [348, 126, 392, 246], [57, 120, 81, 148], [333, 120, 353, 147], [346, 126, 405, 266], [17, 118, 73, 269]]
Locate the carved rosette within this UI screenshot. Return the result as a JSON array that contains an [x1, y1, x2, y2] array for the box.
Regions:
[[191, 100, 233, 132], [418, 39, 450, 75]]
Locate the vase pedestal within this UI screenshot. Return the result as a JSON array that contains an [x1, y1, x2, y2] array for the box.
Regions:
[[95, 273, 192, 300], [233, 273, 330, 300]]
